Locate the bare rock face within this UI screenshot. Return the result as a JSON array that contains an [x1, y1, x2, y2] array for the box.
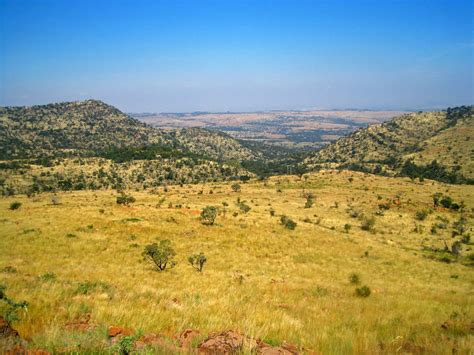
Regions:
[[198, 330, 257, 354], [0, 317, 19, 340], [107, 325, 133, 338], [176, 328, 201, 348]]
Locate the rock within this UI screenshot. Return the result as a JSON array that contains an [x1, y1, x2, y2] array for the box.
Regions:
[[107, 326, 133, 338], [4, 345, 50, 354], [176, 328, 201, 348], [198, 330, 257, 354], [0, 317, 20, 339], [257, 340, 299, 355]]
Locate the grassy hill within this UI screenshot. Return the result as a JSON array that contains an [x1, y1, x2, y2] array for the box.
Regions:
[[304, 106, 474, 183], [0, 171, 472, 353], [0, 100, 257, 162]]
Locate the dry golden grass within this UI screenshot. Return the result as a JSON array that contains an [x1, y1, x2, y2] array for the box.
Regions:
[[1, 171, 473, 353]]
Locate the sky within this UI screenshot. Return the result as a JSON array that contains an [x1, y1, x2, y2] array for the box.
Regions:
[[0, 0, 472, 112]]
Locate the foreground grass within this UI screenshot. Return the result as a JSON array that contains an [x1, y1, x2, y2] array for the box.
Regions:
[[1, 171, 473, 353]]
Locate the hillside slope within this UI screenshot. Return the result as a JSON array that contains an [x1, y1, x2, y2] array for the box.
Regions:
[[304, 106, 474, 183], [0, 100, 257, 161]]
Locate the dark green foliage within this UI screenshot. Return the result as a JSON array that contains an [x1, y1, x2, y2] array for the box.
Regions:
[[237, 201, 251, 213], [451, 241, 462, 256], [361, 216, 375, 231], [349, 273, 360, 284], [0, 284, 28, 325], [344, 224, 352, 233], [117, 335, 135, 355], [74, 281, 111, 295], [355, 285, 371, 297], [415, 209, 429, 221], [188, 252, 207, 272], [231, 183, 241, 192], [201, 206, 218, 225], [39, 272, 56, 282], [304, 195, 314, 208], [143, 240, 176, 271], [9, 201, 22, 210], [401, 159, 471, 184], [116, 193, 136, 205], [281, 215, 297, 230]]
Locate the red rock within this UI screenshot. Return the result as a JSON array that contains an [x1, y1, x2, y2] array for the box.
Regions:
[[198, 330, 257, 354], [107, 326, 133, 338]]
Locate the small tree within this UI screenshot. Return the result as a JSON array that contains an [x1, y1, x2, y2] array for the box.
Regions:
[[188, 252, 207, 272], [231, 183, 241, 192], [361, 216, 375, 231], [143, 240, 176, 271], [304, 195, 314, 208], [201, 206, 217, 225], [281, 215, 297, 230], [9, 202, 22, 210], [116, 193, 136, 206]]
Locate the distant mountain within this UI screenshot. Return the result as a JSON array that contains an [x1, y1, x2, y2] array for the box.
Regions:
[[0, 99, 257, 161], [304, 106, 474, 183]]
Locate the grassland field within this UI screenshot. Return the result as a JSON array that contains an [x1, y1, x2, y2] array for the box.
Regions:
[[0, 170, 473, 353]]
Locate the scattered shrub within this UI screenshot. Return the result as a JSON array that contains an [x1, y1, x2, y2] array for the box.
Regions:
[[1, 266, 17, 273], [451, 241, 462, 256], [344, 224, 352, 233], [231, 183, 241, 192], [281, 215, 297, 230], [116, 193, 135, 205], [9, 202, 22, 210], [349, 273, 360, 284], [361, 216, 375, 231], [237, 202, 251, 213], [0, 284, 28, 325], [74, 281, 111, 295], [269, 208, 275, 217], [355, 285, 371, 297], [415, 210, 429, 221], [188, 252, 207, 272], [201, 206, 217, 225], [304, 195, 314, 208], [143, 240, 176, 271], [39, 272, 56, 282]]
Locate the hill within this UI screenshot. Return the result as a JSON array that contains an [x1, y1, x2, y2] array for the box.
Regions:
[[304, 106, 474, 183], [0, 100, 257, 162]]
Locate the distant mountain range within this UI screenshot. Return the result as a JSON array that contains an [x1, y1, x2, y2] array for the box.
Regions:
[[0, 100, 472, 190]]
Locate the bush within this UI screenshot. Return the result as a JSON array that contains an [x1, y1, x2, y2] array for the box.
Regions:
[[281, 215, 297, 230], [440, 196, 453, 209], [304, 195, 314, 208], [344, 224, 352, 233], [188, 252, 207, 272], [452, 241, 462, 256], [201, 206, 217, 225], [269, 208, 275, 217], [0, 284, 28, 325], [361, 216, 375, 231], [349, 273, 360, 284], [116, 193, 135, 205], [9, 202, 22, 210], [355, 285, 371, 297], [143, 240, 176, 271], [237, 202, 251, 213], [231, 183, 241, 192], [415, 209, 429, 221]]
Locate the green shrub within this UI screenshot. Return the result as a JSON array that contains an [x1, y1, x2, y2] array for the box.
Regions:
[[231, 183, 241, 192], [143, 240, 176, 271], [361, 216, 375, 231], [0, 284, 28, 325], [188, 252, 207, 272], [9, 202, 22, 210], [355, 285, 371, 297], [415, 210, 429, 221], [201, 206, 217, 225], [349, 273, 360, 284], [39, 272, 56, 282], [116, 193, 135, 205], [237, 202, 251, 213], [304, 195, 314, 208], [344, 224, 352, 233], [281, 215, 297, 230]]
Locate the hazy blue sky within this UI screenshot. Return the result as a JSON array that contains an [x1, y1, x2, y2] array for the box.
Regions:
[[0, 0, 472, 112]]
